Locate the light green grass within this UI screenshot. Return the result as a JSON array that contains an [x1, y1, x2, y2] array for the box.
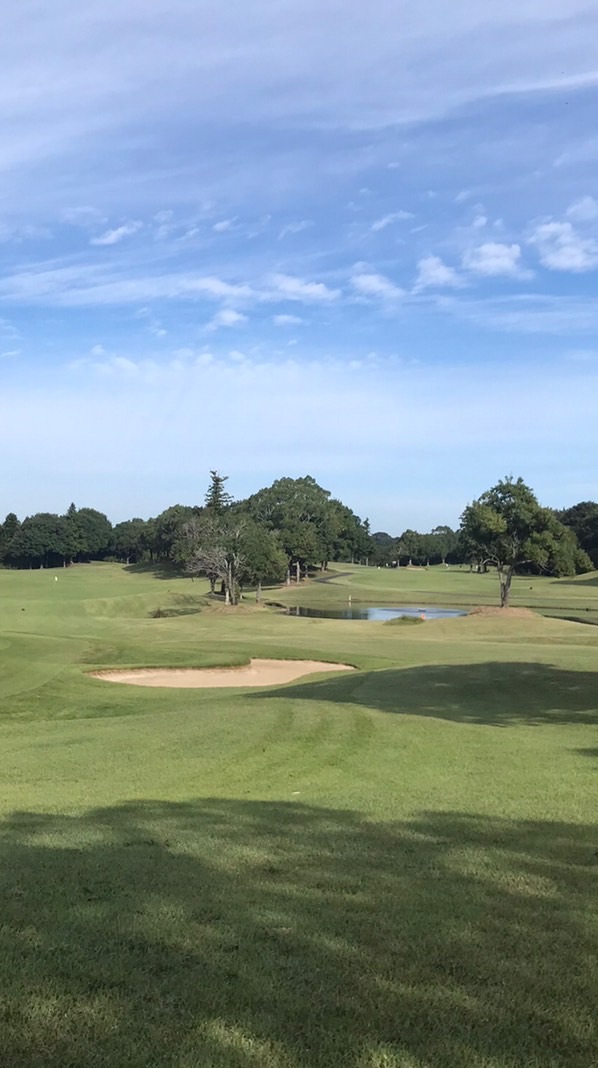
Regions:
[[0, 563, 597, 1067], [270, 561, 598, 623]]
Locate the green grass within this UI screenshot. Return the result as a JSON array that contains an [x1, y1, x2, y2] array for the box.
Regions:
[[0, 562, 597, 1067], [271, 561, 598, 622]]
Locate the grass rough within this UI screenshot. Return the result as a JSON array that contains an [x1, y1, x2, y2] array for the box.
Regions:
[[0, 562, 597, 1068]]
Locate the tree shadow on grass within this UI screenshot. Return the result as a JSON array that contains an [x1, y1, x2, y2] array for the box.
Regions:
[[123, 562, 190, 581], [258, 661, 598, 727], [1, 799, 596, 1067]]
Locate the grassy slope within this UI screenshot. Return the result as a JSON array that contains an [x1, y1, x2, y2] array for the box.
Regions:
[[0, 563, 597, 1068], [270, 561, 598, 621]]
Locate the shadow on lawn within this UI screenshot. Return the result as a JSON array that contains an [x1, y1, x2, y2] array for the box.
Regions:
[[123, 561, 189, 581], [1, 800, 597, 1068], [259, 661, 598, 727]]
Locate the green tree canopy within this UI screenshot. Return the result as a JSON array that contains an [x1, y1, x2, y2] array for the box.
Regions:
[[152, 505, 199, 560], [5, 513, 73, 568], [0, 513, 20, 562], [459, 477, 590, 607], [557, 501, 598, 569], [204, 471, 233, 514], [111, 519, 148, 564], [175, 513, 247, 604]]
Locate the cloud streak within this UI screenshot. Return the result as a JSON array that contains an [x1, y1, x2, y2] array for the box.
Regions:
[[91, 221, 142, 246]]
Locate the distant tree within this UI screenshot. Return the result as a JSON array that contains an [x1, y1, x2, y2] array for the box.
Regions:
[[174, 515, 221, 592], [370, 532, 396, 567], [557, 501, 598, 568], [237, 521, 288, 601], [243, 475, 334, 581], [177, 513, 246, 605], [69, 507, 112, 561], [326, 500, 371, 564], [64, 503, 86, 563], [459, 476, 590, 607], [111, 519, 147, 564], [153, 505, 199, 560], [204, 470, 233, 514], [429, 525, 458, 564], [0, 512, 20, 563], [397, 529, 422, 566], [6, 513, 73, 568]]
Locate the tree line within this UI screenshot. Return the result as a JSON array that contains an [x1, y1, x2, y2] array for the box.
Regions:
[[0, 474, 372, 604], [1, 473, 595, 607]]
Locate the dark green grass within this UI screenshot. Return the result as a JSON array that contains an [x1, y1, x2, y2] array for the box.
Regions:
[[0, 564, 597, 1066], [2, 801, 596, 1068]]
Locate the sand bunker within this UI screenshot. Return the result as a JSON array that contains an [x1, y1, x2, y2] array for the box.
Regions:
[[90, 658, 355, 688]]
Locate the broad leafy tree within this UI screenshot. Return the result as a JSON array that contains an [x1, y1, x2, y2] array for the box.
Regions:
[[370, 532, 396, 567], [5, 513, 73, 568], [459, 477, 590, 607], [111, 519, 148, 564], [152, 505, 199, 560], [557, 501, 598, 568], [0, 512, 20, 562], [176, 514, 246, 604], [244, 475, 348, 580]]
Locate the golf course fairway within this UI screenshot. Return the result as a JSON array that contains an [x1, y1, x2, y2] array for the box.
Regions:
[[1, 562, 597, 1068]]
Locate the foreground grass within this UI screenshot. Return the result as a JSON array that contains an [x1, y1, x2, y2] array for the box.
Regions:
[[0, 563, 597, 1067]]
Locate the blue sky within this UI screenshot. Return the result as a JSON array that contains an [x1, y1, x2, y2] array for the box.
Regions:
[[1, 1, 598, 532]]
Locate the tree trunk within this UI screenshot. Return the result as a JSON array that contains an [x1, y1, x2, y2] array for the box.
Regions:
[[295, 560, 300, 584], [286, 567, 291, 586], [499, 567, 513, 607], [226, 561, 236, 605], [256, 580, 262, 604], [210, 577, 216, 593]]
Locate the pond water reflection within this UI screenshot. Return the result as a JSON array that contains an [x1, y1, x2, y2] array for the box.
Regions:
[[287, 605, 466, 621]]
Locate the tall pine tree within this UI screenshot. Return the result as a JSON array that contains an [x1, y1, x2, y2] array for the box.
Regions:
[[204, 470, 233, 514]]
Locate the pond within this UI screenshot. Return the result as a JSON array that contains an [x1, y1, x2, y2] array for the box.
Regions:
[[287, 605, 466, 621]]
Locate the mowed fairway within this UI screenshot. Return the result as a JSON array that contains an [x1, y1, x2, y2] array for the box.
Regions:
[[1, 564, 597, 1068]]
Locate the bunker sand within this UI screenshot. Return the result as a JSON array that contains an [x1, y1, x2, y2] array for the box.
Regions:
[[91, 658, 355, 688]]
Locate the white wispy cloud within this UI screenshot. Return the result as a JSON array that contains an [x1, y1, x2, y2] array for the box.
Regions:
[[206, 308, 248, 331], [61, 206, 107, 229], [454, 294, 598, 335], [268, 274, 340, 303], [565, 196, 598, 223], [528, 220, 598, 272], [91, 221, 143, 246], [273, 314, 303, 326], [370, 211, 414, 232], [213, 219, 236, 233], [0, 317, 20, 341], [413, 255, 464, 292], [278, 220, 313, 239], [463, 242, 528, 278], [351, 272, 404, 301], [0, 265, 256, 306]]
